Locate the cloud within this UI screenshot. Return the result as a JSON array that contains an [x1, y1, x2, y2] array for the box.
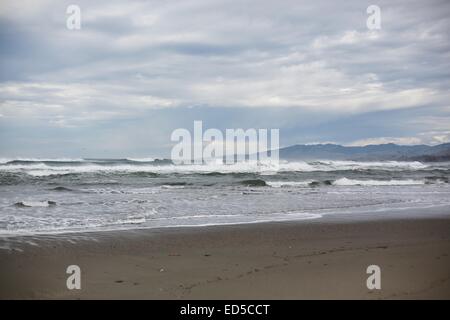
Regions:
[[312, 30, 381, 49], [349, 131, 450, 146], [0, 0, 449, 156]]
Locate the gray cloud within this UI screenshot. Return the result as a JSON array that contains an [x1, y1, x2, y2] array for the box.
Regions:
[[0, 0, 449, 157]]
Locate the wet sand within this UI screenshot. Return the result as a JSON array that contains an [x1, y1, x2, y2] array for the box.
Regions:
[[1, 211, 450, 299]]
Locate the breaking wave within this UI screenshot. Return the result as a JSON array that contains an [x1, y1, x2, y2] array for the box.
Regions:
[[1, 158, 449, 236], [332, 177, 425, 186], [0, 158, 437, 177], [14, 201, 57, 208]]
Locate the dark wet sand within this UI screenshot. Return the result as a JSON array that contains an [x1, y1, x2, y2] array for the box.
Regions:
[[1, 211, 450, 299]]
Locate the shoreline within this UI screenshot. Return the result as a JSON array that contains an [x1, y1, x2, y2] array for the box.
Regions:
[[1, 209, 450, 299], [2, 202, 450, 239]]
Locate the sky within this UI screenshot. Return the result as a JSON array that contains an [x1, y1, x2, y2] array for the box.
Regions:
[[0, 0, 449, 158]]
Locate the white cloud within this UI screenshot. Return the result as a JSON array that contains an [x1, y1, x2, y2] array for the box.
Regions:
[[2, 0, 449, 117], [349, 131, 450, 146], [0, 0, 449, 155], [312, 30, 381, 49], [0, 82, 180, 126]]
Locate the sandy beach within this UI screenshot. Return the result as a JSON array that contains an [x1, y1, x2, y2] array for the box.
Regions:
[[1, 210, 450, 300]]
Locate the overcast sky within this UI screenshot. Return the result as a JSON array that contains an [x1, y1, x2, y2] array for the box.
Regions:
[[0, 0, 449, 158]]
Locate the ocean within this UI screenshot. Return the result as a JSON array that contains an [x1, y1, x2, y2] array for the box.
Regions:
[[1, 158, 450, 235]]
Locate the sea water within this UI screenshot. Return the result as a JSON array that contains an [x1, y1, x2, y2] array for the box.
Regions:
[[1, 158, 449, 235]]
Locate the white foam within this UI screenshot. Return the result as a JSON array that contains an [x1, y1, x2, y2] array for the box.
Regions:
[[18, 201, 52, 207], [0, 210, 322, 236], [0, 159, 431, 176], [27, 170, 72, 177], [79, 187, 158, 194], [110, 217, 146, 225], [126, 157, 155, 162], [279, 160, 428, 172], [0, 158, 11, 164], [161, 185, 185, 189], [266, 181, 313, 187], [1, 157, 83, 163], [333, 177, 425, 186]]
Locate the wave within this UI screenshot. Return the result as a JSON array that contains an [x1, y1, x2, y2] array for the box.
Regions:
[[79, 187, 158, 194], [268, 180, 333, 187], [279, 160, 429, 171], [0, 159, 440, 177], [332, 177, 425, 186], [14, 200, 57, 208], [0, 211, 322, 236], [4, 158, 171, 166], [267, 178, 434, 187], [239, 179, 268, 187], [49, 186, 74, 192], [160, 182, 189, 186], [125, 157, 155, 162], [161, 185, 185, 189], [267, 181, 312, 187], [0, 158, 84, 164]]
